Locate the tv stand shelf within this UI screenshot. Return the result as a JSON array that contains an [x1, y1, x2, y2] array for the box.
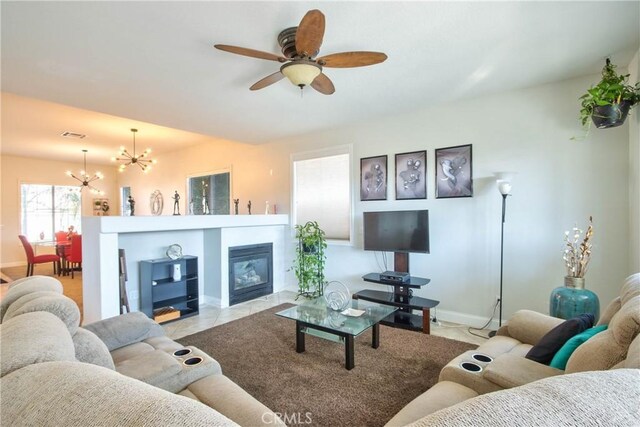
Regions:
[[355, 273, 439, 334]]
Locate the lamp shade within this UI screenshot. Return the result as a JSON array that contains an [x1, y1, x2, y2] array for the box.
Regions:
[[281, 61, 321, 87], [493, 172, 516, 195]]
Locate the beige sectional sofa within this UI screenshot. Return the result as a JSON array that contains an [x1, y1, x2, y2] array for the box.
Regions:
[[387, 272, 640, 426], [2, 274, 639, 426], [0, 276, 284, 426]]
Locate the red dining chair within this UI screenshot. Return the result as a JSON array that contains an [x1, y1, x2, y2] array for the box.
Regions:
[[55, 231, 70, 273], [66, 234, 82, 279], [18, 235, 60, 277]]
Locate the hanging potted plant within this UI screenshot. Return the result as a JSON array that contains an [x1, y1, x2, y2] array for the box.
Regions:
[[577, 59, 640, 134], [292, 221, 327, 298]]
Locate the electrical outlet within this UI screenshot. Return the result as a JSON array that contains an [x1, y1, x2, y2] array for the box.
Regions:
[[496, 295, 501, 303]]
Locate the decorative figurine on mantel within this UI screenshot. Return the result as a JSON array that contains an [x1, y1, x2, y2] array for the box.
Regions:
[[233, 199, 239, 215], [265, 201, 270, 215], [128, 195, 135, 216], [172, 191, 181, 215], [247, 200, 252, 215]]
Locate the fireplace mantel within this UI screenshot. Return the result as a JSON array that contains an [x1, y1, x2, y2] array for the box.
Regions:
[[82, 215, 288, 324]]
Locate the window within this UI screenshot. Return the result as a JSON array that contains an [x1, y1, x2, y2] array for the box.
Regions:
[[187, 170, 231, 215], [121, 186, 131, 216], [292, 146, 352, 242], [21, 184, 82, 241]]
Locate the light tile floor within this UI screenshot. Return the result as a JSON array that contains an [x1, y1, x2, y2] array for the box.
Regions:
[[164, 290, 488, 346]]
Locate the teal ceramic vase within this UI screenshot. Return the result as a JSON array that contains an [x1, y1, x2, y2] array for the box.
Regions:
[[549, 276, 600, 322]]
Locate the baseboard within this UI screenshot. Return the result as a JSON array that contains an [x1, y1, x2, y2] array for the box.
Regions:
[[1, 261, 26, 268], [202, 295, 222, 307], [434, 308, 501, 331]]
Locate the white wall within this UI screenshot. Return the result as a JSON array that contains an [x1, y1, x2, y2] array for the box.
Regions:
[[122, 73, 631, 326], [628, 49, 640, 274], [1, 155, 119, 266]]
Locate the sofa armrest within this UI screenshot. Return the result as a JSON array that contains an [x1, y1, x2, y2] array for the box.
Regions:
[[502, 310, 565, 345], [83, 312, 165, 351], [483, 353, 563, 389]]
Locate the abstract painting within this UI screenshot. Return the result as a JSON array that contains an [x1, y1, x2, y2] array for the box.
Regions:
[[360, 155, 387, 201], [395, 150, 426, 200], [435, 144, 473, 198]]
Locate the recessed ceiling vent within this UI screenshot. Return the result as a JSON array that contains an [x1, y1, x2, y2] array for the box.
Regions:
[[61, 131, 86, 139]]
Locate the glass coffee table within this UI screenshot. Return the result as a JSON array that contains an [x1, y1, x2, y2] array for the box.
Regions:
[[276, 297, 398, 370]]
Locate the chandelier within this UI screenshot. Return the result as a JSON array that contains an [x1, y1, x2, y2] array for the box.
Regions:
[[112, 128, 157, 173], [66, 149, 104, 194]]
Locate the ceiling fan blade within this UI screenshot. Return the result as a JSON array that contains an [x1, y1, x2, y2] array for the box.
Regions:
[[250, 71, 285, 91], [295, 10, 325, 57], [317, 51, 388, 68], [310, 73, 335, 95], [214, 44, 286, 63]]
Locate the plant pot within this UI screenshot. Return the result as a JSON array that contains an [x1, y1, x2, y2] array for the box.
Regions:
[[302, 243, 319, 254], [549, 276, 600, 322], [591, 101, 632, 129]]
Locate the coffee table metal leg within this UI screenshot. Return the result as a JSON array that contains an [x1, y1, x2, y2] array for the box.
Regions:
[[372, 323, 380, 349], [345, 335, 354, 370], [296, 321, 305, 353]]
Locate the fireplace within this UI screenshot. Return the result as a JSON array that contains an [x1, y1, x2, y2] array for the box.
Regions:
[[229, 243, 273, 305]]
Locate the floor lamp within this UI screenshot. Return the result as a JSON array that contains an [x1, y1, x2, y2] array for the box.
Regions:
[[489, 173, 514, 337]]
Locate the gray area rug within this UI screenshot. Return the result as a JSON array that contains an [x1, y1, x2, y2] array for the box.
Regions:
[[179, 304, 476, 427]]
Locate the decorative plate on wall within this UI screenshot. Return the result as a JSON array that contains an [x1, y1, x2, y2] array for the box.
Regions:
[[150, 190, 164, 216]]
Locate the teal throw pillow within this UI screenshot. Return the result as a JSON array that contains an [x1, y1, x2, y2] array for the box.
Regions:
[[550, 324, 608, 370]]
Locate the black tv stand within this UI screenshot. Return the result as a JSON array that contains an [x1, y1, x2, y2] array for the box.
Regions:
[[354, 272, 439, 334]]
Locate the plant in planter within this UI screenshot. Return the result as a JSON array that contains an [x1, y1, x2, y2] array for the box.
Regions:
[[292, 221, 327, 298], [576, 59, 640, 136]]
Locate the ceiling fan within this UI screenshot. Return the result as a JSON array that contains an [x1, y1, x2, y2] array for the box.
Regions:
[[214, 9, 387, 95]]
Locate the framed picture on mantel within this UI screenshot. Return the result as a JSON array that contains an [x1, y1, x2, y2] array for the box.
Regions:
[[435, 144, 473, 199], [360, 155, 387, 201]]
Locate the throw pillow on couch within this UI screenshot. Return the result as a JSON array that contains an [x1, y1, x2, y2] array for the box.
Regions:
[[525, 313, 594, 364]]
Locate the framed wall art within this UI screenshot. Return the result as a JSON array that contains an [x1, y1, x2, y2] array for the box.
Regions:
[[435, 144, 473, 198], [395, 150, 426, 200], [360, 155, 387, 201]]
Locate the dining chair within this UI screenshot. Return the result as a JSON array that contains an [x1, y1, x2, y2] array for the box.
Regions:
[[54, 231, 70, 273], [66, 234, 82, 279], [18, 235, 60, 277]]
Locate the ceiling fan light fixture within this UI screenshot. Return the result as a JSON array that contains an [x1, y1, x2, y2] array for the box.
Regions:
[[281, 61, 321, 87]]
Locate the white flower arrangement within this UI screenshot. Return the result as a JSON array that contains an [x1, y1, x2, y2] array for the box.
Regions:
[[563, 216, 593, 278]]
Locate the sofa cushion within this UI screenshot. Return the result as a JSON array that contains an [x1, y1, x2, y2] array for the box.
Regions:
[[115, 349, 182, 386], [3, 291, 80, 334], [597, 296, 621, 326], [384, 381, 478, 427], [0, 276, 63, 322], [565, 296, 640, 373], [550, 325, 608, 370], [483, 353, 563, 389], [110, 341, 155, 364], [525, 313, 594, 365], [72, 328, 115, 370], [0, 361, 238, 427], [184, 374, 286, 426], [407, 369, 640, 427], [476, 336, 532, 358], [0, 311, 75, 377], [501, 310, 564, 345], [83, 311, 165, 352]]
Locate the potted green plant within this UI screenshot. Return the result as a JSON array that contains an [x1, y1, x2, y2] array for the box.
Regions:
[[578, 59, 640, 134], [292, 221, 327, 298]]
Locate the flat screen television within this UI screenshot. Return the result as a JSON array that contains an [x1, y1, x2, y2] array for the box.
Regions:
[[363, 210, 430, 253]]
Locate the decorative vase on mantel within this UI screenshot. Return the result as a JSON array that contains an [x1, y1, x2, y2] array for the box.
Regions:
[[549, 276, 600, 322]]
